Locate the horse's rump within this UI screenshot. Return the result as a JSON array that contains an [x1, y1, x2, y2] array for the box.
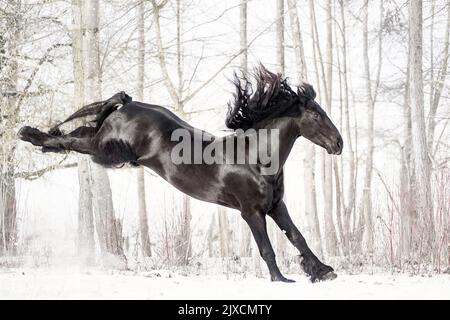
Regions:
[[48, 91, 132, 136]]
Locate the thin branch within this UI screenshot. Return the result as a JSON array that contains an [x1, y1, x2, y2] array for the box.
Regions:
[[151, 1, 180, 107], [182, 16, 282, 104], [374, 168, 401, 217], [15, 158, 76, 180], [16, 43, 71, 110]]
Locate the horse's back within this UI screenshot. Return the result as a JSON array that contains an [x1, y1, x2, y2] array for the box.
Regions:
[[92, 101, 199, 166], [117, 101, 195, 132]]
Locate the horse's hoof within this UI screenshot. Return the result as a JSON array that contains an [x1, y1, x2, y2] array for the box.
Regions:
[[18, 126, 32, 140], [18, 126, 43, 145], [320, 271, 337, 281], [308, 266, 337, 283]]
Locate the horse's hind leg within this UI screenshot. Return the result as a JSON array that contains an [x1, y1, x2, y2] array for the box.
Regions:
[[241, 211, 295, 282], [18, 126, 94, 155], [268, 201, 337, 282], [41, 126, 97, 153]]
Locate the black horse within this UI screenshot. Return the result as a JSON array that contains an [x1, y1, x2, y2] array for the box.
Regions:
[[18, 66, 343, 282]]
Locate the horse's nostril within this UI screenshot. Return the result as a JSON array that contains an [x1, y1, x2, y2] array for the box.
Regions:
[[336, 138, 343, 150]]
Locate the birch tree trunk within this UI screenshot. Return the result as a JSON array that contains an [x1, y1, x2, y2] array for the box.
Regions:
[[218, 207, 229, 257], [338, 0, 354, 256], [0, 160, 17, 256], [309, 0, 327, 101], [136, 0, 152, 257], [333, 5, 346, 256], [0, 0, 20, 255], [71, 0, 95, 263], [274, 0, 287, 262], [323, 0, 338, 257], [240, 0, 248, 74], [239, 0, 260, 275], [429, 1, 436, 125], [427, 1, 450, 152], [287, 0, 306, 76], [357, 0, 384, 256], [287, 0, 322, 257], [77, 159, 95, 260], [276, 0, 285, 75], [176, 193, 192, 264], [400, 59, 414, 259], [361, 0, 374, 254], [176, 0, 192, 265], [239, 0, 252, 258], [207, 214, 217, 257], [151, 0, 193, 265], [90, 166, 124, 257], [83, 0, 124, 260], [409, 0, 435, 258]]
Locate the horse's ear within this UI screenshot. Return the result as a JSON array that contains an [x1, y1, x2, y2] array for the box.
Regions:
[[119, 91, 132, 103], [297, 82, 316, 101]]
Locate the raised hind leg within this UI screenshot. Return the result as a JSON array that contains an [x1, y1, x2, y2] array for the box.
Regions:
[[18, 126, 95, 155], [268, 201, 337, 282], [241, 211, 295, 282]]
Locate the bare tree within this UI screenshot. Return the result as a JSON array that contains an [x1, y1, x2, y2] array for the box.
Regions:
[[136, 0, 152, 257], [70, 0, 95, 262], [427, 1, 450, 153], [409, 0, 435, 257], [323, 0, 338, 257], [287, 0, 322, 257], [151, 0, 194, 264], [333, 2, 343, 256], [337, 0, 355, 256], [276, 0, 285, 75], [400, 58, 414, 259], [360, 0, 383, 255], [287, 0, 306, 76], [275, 0, 287, 261], [238, 0, 252, 259], [308, 0, 327, 101], [207, 213, 217, 257], [0, 0, 21, 255], [83, 0, 124, 259], [218, 207, 230, 257], [240, 0, 248, 75], [349, 0, 384, 257]]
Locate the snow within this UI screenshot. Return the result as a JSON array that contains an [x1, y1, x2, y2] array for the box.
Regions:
[[0, 269, 449, 300]]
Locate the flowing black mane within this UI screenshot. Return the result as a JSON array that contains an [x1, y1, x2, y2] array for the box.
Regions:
[[226, 65, 316, 130]]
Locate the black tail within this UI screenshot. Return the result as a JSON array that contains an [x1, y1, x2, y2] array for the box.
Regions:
[[48, 91, 132, 135]]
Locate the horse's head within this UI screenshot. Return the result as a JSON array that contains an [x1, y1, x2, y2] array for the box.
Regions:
[[296, 84, 343, 155], [226, 66, 343, 156]]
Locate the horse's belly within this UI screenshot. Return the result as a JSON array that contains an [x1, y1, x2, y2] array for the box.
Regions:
[[140, 159, 234, 207], [166, 167, 223, 203]]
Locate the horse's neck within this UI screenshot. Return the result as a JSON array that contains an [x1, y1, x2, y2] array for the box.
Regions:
[[259, 117, 300, 169]]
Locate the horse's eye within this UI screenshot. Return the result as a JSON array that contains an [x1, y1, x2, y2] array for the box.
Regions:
[[313, 113, 319, 119]]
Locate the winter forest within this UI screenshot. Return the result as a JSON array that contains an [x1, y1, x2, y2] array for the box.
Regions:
[[0, 0, 449, 299]]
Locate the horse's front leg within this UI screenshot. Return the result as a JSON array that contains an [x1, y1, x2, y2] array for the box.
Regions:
[[241, 211, 295, 282], [268, 200, 337, 282], [18, 126, 94, 155]]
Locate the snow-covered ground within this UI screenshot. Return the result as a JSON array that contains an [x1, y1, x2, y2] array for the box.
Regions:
[[0, 268, 449, 300]]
